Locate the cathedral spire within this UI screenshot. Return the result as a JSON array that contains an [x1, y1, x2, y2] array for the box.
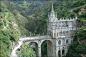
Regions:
[[52, 3, 54, 12]]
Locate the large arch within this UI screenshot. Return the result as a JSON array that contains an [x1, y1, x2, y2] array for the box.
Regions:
[[29, 42, 38, 56], [62, 49, 65, 56], [24, 40, 39, 57], [58, 50, 61, 57], [41, 39, 53, 57]]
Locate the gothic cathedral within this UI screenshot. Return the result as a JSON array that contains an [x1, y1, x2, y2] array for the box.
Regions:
[[47, 4, 77, 57]]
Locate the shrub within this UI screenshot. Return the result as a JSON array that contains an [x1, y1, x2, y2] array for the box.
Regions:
[[10, 34, 18, 42], [73, 7, 81, 13], [0, 50, 6, 57], [3, 19, 6, 26], [0, 22, 3, 26]]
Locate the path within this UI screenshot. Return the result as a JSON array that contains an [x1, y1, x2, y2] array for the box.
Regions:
[[10, 35, 50, 57], [10, 41, 23, 57]]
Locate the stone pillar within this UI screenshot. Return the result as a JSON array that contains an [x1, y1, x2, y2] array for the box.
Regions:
[[61, 21, 62, 36], [56, 47, 58, 57], [65, 39, 66, 45], [38, 40, 41, 57], [65, 49, 68, 56], [38, 47, 41, 57]]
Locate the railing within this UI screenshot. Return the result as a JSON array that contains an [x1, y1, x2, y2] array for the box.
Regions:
[[20, 35, 51, 41]]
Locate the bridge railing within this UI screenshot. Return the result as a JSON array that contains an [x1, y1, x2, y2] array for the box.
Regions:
[[20, 35, 51, 41]]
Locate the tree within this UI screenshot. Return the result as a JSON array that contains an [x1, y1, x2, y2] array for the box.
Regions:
[[0, 50, 6, 57]]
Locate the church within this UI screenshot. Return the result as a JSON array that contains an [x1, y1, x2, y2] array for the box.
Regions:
[[47, 4, 77, 57]]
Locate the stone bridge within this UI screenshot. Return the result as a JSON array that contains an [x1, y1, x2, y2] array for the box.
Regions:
[[16, 35, 72, 57], [19, 35, 53, 57]]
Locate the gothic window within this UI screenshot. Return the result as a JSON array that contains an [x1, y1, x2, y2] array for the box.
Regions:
[[66, 24, 68, 27], [59, 25, 60, 27], [63, 31, 65, 34], [57, 33, 58, 37], [54, 33, 55, 37], [60, 32, 62, 34], [65, 21, 68, 27], [62, 49, 65, 55], [66, 31, 68, 34], [70, 30, 72, 35], [63, 22, 66, 27], [58, 40, 61, 45], [59, 48, 60, 49], [66, 39, 68, 44]]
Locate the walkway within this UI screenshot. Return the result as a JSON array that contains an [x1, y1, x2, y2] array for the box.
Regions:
[[10, 41, 23, 57], [10, 35, 50, 57], [19, 35, 51, 41]]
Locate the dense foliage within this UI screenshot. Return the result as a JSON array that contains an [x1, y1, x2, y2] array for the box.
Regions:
[[11, 0, 86, 34], [41, 41, 47, 57], [0, 0, 86, 57], [66, 29, 86, 57], [0, 12, 19, 57], [0, 1, 31, 57], [17, 43, 36, 57]]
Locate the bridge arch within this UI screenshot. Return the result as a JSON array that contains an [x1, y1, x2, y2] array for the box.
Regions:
[[41, 39, 53, 57], [25, 40, 38, 46], [24, 40, 39, 56], [41, 39, 53, 45]]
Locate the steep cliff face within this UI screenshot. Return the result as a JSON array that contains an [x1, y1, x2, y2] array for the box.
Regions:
[[0, 1, 30, 57], [1, 1, 30, 36]]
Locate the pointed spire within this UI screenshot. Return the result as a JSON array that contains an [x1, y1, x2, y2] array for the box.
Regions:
[[52, 3, 54, 12]]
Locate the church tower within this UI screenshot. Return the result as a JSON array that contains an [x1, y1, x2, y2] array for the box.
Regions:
[[48, 3, 58, 38], [47, 3, 77, 57], [48, 3, 58, 22]]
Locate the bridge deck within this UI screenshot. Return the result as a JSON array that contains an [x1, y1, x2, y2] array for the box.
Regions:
[[19, 35, 51, 41]]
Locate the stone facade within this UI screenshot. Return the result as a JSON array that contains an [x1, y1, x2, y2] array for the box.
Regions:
[[47, 4, 77, 57]]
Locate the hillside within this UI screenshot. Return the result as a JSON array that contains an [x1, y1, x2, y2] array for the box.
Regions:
[[11, 0, 86, 34], [0, 0, 86, 57], [0, 1, 35, 57], [66, 29, 86, 57]]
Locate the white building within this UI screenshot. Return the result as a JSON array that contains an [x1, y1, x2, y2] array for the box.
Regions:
[[47, 4, 77, 57]]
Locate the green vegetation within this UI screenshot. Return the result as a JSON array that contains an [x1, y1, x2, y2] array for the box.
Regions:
[[0, 0, 86, 57], [11, 0, 86, 34], [17, 42, 36, 57], [41, 41, 47, 57], [66, 29, 86, 57], [0, 1, 31, 57], [12, 0, 86, 57]]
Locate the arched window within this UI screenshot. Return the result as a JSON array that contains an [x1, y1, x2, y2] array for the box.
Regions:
[[57, 33, 58, 37], [54, 33, 55, 37], [66, 39, 68, 44], [58, 40, 61, 45]]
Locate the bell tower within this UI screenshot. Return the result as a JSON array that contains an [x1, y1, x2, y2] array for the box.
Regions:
[[48, 3, 58, 22], [48, 3, 58, 38]]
